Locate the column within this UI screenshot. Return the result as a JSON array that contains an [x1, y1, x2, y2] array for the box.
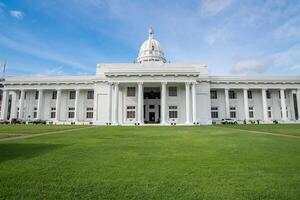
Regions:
[[137, 82, 143, 124], [55, 89, 62, 122], [37, 89, 44, 119], [0, 90, 8, 120], [243, 89, 249, 122], [191, 82, 197, 123], [261, 89, 268, 121], [280, 89, 287, 121], [185, 82, 191, 124], [93, 89, 97, 122], [74, 89, 80, 122], [297, 89, 300, 121], [112, 83, 119, 125], [19, 90, 25, 119], [224, 89, 230, 118], [161, 82, 167, 124], [10, 91, 18, 120], [107, 83, 113, 124]]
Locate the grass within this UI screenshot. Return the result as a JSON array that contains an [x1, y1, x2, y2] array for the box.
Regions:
[[0, 125, 84, 139], [223, 124, 300, 136], [1, 125, 300, 199]]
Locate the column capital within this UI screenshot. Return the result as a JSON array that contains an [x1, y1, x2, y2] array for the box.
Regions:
[[185, 82, 192, 86], [161, 81, 167, 85], [191, 81, 197, 85], [137, 82, 144, 85], [243, 88, 249, 91]]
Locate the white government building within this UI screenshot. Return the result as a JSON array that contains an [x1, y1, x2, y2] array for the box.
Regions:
[[1, 29, 300, 125]]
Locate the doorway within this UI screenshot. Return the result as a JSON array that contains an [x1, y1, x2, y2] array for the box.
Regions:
[[149, 112, 155, 122], [144, 87, 161, 124]]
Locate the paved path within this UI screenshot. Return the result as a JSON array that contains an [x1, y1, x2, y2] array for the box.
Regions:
[[217, 126, 300, 139], [0, 126, 95, 142]]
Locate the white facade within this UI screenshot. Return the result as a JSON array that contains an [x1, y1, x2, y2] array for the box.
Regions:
[[1, 29, 300, 125]]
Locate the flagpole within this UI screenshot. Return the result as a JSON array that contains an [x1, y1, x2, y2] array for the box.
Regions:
[[2, 59, 6, 78]]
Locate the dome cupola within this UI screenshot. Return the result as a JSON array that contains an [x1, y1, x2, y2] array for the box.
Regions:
[[136, 28, 166, 63]]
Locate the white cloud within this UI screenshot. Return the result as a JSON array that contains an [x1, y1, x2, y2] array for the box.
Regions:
[[10, 10, 24, 19], [231, 45, 300, 75], [0, 34, 87, 71], [290, 65, 300, 71], [200, 0, 234, 15], [35, 66, 64, 76], [231, 59, 268, 74], [274, 17, 300, 39]]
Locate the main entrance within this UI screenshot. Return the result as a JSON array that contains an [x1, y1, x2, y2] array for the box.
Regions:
[[143, 87, 161, 124]]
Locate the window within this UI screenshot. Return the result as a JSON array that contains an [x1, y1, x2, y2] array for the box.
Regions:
[[50, 107, 56, 118], [229, 90, 236, 99], [268, 107, 272, 118], [87, 91, 94, 99], [126, 106, 136, 119], [230, 107, 236, 118], [211, 107, 218, 119], [169, 87, 177, 97], [279, 91, 287, 99], [35, 91, 39, 100], [247, 90, 252, 99], [127, 87, 136, 97], [210, 90, 217, 99], [169, 106, 178, 118], [249, 106, 254, 118], [266, 90, 271, 99], [285, 91, 287, 99], [280, 107, 289, 118], [33, 107, 37, 118], [149, 105, 155, 109], [68, 107, 75, 118], [52, 91, 57, 100], [86, 107, 93, 119], [69, 91, 76, 100]]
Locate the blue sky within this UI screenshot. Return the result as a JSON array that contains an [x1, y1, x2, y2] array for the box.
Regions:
[[0, 0, 300, 77]]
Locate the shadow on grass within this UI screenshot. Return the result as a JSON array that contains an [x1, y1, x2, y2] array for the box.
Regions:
[[0, 143, 66, 163]]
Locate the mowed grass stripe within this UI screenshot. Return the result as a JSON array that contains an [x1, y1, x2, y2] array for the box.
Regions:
[[222, 124, 300, 137], [216, 125, 300, 139], [0, 126, 95, 142]]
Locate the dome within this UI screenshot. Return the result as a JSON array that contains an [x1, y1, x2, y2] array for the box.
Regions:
[[136, 28, 166, 63]]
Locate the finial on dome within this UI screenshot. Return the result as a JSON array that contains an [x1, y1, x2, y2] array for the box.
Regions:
[[148, 27, 154, 39]]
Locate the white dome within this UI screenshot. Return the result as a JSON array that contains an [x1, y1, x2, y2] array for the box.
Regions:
[[136, 28, 166, 63]]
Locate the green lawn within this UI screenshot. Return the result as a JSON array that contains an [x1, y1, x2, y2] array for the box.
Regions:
[[0, 125, 83, 139], [1, 125, 300, 199], [223, 124, 300, 136]]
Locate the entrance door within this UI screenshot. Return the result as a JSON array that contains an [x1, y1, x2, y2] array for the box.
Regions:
[[149, 112, 155, 122]]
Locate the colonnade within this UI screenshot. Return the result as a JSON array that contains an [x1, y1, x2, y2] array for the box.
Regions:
[[106, 82, 197, 125], [223, 88, 300, 122], [0, 89, 89, 122]]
